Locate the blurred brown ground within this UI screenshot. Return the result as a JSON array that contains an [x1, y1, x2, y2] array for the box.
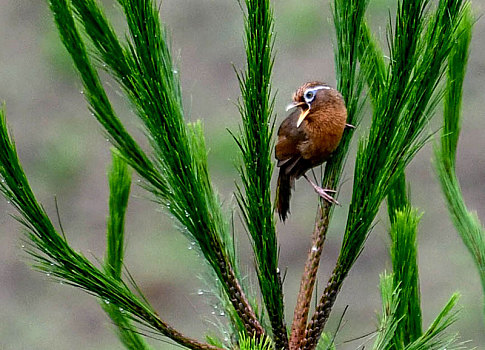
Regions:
[[0, 0, 484, 349]]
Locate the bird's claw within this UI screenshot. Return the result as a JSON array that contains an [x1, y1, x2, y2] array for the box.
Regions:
[[314, 187, 340, 206], [345, 123, 356, 129], [303, 174, 340, 206]]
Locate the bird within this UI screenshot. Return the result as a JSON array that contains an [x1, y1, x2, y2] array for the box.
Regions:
[[275, 81, 349, 221]]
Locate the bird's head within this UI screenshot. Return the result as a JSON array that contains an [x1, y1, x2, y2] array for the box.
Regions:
[[286, 81, 337, 128]]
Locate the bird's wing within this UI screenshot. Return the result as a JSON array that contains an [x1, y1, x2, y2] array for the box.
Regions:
[[275, 109, 307, 165]]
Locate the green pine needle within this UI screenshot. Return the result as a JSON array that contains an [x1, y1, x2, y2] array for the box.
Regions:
[[359, 20, 386, 107], [323, 0, 370, 189], [305, 1, 470, 348], [389, 207, 423, 347], [0, 107, 218, 350], [0, 0, 268, 345], [315, 333, 337, 350], [102, 151, 151, 350], [434, 2, 485, 319], [404, 293, 462, 350], [51, 0, 263, 338], [0, 0, 481, 348], [50, 0, 165, 196], [372, 273, 402, 350], [340, 0, 467, 281], [234, 0, 286, 346], [238, 332, 274, 350], [105, 150, 132, 280]]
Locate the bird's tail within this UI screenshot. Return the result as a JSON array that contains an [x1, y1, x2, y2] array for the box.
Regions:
[[276, 168, 293, 222]]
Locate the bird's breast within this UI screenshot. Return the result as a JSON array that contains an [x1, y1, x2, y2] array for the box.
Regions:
[[298, 112, 346, 165]]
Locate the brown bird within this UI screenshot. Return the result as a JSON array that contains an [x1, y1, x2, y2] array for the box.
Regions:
[[275, 81, 349, 221]]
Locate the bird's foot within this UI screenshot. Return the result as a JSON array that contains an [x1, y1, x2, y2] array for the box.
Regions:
[[345, 123, 356, 129], [314, 186, 340, 205], [303, 174, 340, 205]]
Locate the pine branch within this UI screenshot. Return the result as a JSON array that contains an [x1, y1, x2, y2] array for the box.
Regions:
[[239, 333, 274, 350], [302, 1, 468, 349], [404, 294, 462, 350], [372, 273, 402, 350], [55, 0, 263, 337], [105, 151, 132, 281], [290, 0, 369, 348], [0, 107, 221, 350], [387, 175, 408, 224], [434, 3, 485, 320], [101, 151, 153, 350], [234, 0, 285, 346], [359, 20, 387, 107], [1, 1, 479, 348], [388, 174, 425, 349], [389, 206, 423, 347], [50, 0, 166, 197], [290, 202, 332, 350], [375, 214, 461, 350]]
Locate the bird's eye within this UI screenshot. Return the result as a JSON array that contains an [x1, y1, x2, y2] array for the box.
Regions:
[[304, 90, 315, 103]]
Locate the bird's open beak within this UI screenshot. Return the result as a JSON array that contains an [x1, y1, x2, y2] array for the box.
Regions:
[[285, 101, 305, 112], [296, 106, 310, 128], [286, 102, 310, 128]]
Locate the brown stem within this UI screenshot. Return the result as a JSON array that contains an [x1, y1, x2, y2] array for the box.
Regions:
[[267, 269, 289, 350], [300, 268, 344, 350], [271, 314, 289, 350], [289, 202, 331, 350], [215, 249, 265, 338], [137, 306, 223, 350]]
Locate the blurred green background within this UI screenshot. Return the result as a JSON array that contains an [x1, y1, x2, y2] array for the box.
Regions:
[[1, 0, 484, 349]]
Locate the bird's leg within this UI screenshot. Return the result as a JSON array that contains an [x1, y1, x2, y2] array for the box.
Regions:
[[303, 174, 340, 205], [311, 168, 319, 184]]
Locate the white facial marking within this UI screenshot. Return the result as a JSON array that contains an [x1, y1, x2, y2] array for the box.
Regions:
[[312, 85, 331, 91]]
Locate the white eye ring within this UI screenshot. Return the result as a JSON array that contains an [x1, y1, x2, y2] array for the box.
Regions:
[[303, 85, 330, 104], [304, 90, 315, 102]]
